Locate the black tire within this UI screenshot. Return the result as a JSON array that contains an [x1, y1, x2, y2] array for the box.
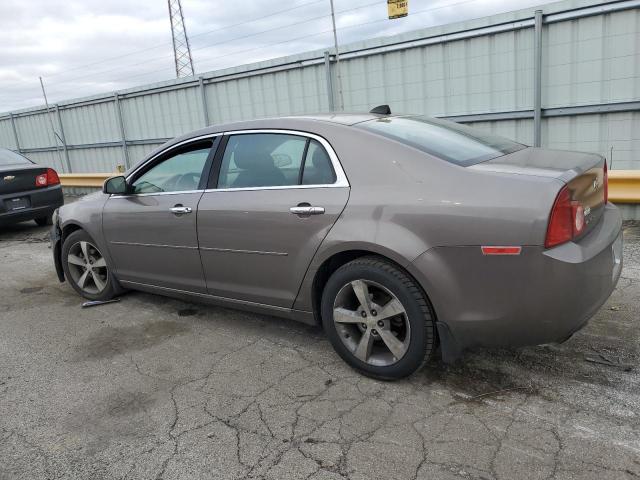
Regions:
[[321, 256, 436, 380], [61, 229, 121, 301], [35, 214, 53, 226]]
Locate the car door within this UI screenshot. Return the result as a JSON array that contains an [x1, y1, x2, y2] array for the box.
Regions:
[[102, 137, 218, 293], [197, 130, 350, 308]]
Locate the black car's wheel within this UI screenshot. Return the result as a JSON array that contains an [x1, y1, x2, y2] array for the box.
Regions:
[[35, 214, 53, 226], [61, 229, 119, 301], [321, 256, 436, 380]]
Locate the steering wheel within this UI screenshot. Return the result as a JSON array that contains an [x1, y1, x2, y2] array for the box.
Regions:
[[173, 172, 201, 191]]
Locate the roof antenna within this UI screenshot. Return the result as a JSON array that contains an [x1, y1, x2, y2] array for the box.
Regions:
[[370, 105, 391, 115]]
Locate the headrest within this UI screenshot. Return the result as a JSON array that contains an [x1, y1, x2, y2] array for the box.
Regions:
[[233, 139, 275, 170]]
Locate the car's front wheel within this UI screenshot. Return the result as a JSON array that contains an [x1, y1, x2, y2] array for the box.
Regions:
[[61, 229, 119, 301], [321, 256, 436, 380]]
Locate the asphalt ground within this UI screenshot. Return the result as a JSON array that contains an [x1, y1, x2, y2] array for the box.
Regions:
[[1, 207, 638, 479]]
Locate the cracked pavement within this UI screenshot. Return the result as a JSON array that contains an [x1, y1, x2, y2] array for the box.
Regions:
[[0, 218, 639, 480]]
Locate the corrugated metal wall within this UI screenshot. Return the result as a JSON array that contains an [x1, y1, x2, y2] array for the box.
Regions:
[[341, 28, 534, 115], [1, 0, 638, 173], [204, 64, 330, 124], [543, 9, 638, 108]]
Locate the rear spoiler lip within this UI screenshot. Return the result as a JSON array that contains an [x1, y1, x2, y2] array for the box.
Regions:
[[469, 148, 605, 184], [555, 153, 606, 184]]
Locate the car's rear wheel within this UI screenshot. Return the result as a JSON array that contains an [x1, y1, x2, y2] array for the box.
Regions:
[[35, 214, 52, 226], [321, 256, 436, 380], [61, 229, 119, 301]]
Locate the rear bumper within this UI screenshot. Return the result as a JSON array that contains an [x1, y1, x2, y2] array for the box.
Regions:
[[0, 185, 63, 225], [410, 203, 623, 356]]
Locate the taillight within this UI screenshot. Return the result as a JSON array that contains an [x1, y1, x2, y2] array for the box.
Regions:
[[545, 185, 585, 248], [603, 161, 608, 203], [35, 173, 47, 186], [35, 168, 60, 187], [47, 168, 60, 185]]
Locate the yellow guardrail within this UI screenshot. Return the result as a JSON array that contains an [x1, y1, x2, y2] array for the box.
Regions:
[[608, 170, 640, 203], [59, 173, 112, 188], [59, 170, 640, 203]]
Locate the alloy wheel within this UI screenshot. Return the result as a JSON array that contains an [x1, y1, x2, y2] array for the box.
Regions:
[[66, 241, 108, 295], [332, 279, 410, 366]]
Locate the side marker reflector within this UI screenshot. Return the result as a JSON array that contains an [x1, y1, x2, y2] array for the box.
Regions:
[[481, 246, 522, 255]]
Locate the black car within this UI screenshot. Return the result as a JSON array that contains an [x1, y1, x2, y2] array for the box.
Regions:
[[0, 148, 63, 227]]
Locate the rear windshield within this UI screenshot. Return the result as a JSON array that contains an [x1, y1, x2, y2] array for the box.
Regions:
[[0, 149, 32, 166], [357, 116, 526, 166]]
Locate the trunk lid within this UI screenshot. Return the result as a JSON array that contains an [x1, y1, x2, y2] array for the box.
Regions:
[[470, 147, 607, 238], [469, 147, 603, 181], [0, 164, 47, 195]]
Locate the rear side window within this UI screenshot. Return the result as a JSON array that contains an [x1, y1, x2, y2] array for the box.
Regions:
[[357, 116, 525, 166], [0, 149, 32, 166], [302, 140, 336, 185], [217, 133, 336, 188]]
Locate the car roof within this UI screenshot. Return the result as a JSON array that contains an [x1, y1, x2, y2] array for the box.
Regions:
[[205, 112, 389, 131], [170, 112, 409, 143], [278, 113, 385, 125]]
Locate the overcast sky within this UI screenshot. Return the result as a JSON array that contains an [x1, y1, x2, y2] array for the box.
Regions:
[[0, 0, 558, 112]]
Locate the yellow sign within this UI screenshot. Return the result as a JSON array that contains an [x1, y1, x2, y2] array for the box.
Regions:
[[388, 0, 408, 19]]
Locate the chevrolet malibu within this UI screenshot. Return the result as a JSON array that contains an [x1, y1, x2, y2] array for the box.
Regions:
[[0, 148, 63, 227], [51, 111, 623, 379]]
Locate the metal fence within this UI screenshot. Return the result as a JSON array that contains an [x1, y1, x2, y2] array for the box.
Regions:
[[1, 0, 639, 175]]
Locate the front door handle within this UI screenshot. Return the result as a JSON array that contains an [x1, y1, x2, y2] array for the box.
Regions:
[[290, 205, 325, 215], [170, 205, 192, 215]]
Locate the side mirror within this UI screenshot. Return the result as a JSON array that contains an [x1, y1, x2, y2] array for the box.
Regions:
[[103, 176, 129, 195]]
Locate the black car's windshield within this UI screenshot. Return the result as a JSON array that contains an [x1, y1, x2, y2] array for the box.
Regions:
[[0, 148, 32, 166], [357, 116, 526, 166]]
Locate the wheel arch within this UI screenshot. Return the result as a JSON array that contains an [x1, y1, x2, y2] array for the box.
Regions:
[[53, 222, 85, 282], [61, 222, 83, 242], [309, 248, 439, 347]]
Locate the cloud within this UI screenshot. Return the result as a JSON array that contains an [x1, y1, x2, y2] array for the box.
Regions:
[[0, 0, 556, 112]]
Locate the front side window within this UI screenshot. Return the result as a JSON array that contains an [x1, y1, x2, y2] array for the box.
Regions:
[[218, 133, 336, 188], [0, 149, 32, 166], [132, 142, 212, 194], [357, 116, 525, 166]]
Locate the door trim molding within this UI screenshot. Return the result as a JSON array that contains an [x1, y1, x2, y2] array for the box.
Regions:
[[110, 241, 286, 255], [199, 246, 288, 256], [110, 241, 198, 250], [110, 189, 204, 198]]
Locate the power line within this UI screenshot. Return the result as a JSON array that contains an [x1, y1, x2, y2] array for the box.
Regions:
[[45, 28, 336, 96], [129, 0, 483, 83], [45, 0, 384, 87], [108, 29, 335, 85], [44, 0, 327, 79], [44, 0, 484, 98]]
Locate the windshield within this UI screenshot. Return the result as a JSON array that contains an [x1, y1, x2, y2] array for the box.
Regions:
[[0, 148, 32, 166], [357, 116, 526, 166]]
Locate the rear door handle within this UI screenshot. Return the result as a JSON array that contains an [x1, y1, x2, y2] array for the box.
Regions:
[[170, 206, 192, 215], [289, 206, 325, 215]]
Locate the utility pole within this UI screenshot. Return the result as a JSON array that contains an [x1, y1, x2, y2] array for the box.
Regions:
[[168, 0, 195, 78], [329, 0, 344, 111], [39, 77, 65, 168]]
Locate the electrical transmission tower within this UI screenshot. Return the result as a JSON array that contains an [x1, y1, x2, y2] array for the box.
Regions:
[[167, 0, 195, 78]]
